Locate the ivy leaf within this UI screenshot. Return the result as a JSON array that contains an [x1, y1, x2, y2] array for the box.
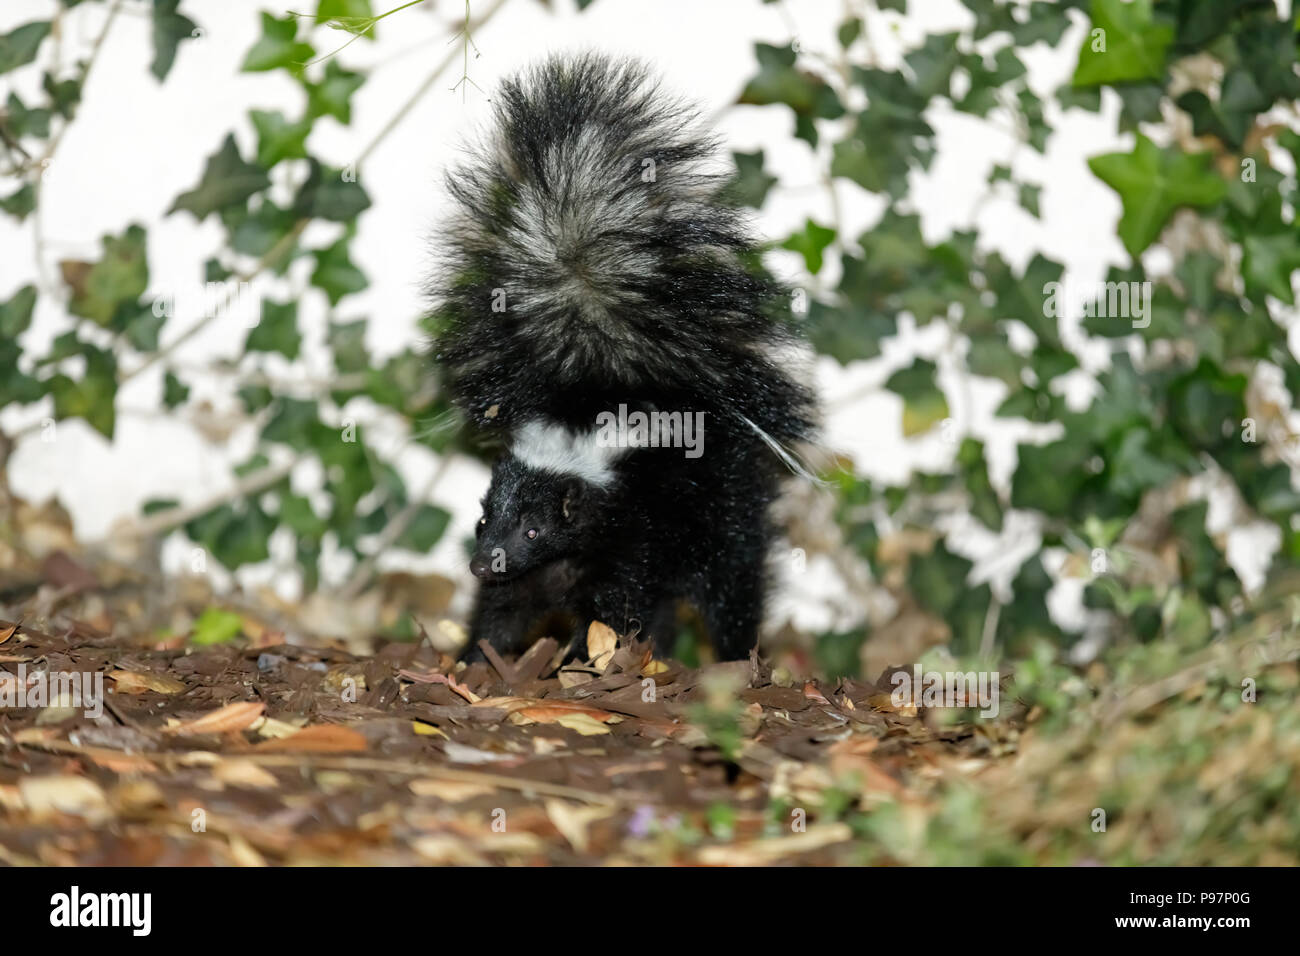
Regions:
[[63, 224, 149, 326], [0, 284, 37, 338], [163, 371, 190, 409], [293, 160, 371, 221], [1072, 0, 1173, 87], [49, 347, 117, 439], [226, 200, 298, 259], [42, 73, 80, 118], [170, 134, 270, 221], [781, 219, 836, 274], [0, 182, 35, 221], [1012, 440, 1091, 513], [837, 17, 863, 49], [311, 237, 368, 304], [4, 92, 51, 138], [328, 318, 370, 374], [150, 0, 197, 81], [905, 32, 961, 100], [886, 359, 949, 437], [191, 607, 244, 645], [317, 0, 377, 40], [1018, 182, 1041, 218], [0, 21, 51, 75], [958, 439, 1003, 531], [727, 150, 777, 209], [1241, 231, 1300, 304], [249, 109, 311, 167], [245, 299, 301, 360], [1087, 135, 1225, 257], [396, 505, 452, 551], [305, 60, 365, 123], [241, 13, 314, 75], [739, 43, 844, 120]]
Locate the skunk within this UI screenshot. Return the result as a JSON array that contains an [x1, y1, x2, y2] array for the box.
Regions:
[[428, 54, 818, 661], [463, 418, 778, 662]]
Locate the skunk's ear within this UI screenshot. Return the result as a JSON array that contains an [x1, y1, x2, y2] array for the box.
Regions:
[[561, 480, 583, 520]]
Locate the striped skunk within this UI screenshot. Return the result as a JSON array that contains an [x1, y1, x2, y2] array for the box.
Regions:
[[428, 53, 817, 661]]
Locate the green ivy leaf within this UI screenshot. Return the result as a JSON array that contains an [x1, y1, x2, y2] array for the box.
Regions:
[[305, 60, 365, 123], [241, 13, 314, 75], [1087, 135, 1225, 257], [170, 134, 271, 221], [163, 371, 189, 409], [328, 318, 370, 374], [0, 284, 37, 338], [4, 92, 51, 138], [1241, 231, 1300, 304], [396, 505, 452, 551], [191, 607, 244, 645], [0, 21, 52, 75], [246, 299, 301, 360], [249, 109, 311, 167], [739, 43, 844, 120], [781, 219, 836, 274], [727, 150, 777, 209], [49, 347, 117, 438], [1072, 0, 1173, 87], [317, 0, 376, 40], [886, 359, 949, 437], [150, 0, 197, 81], [41, 73, 80, 118], [65, 224, 149, 326], [311, 237, 368, 304], [0, 181, 36, 221], [293, 161, 371, 221]]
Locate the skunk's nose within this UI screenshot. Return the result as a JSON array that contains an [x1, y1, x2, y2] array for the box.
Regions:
[[470, 555, 492, 579]]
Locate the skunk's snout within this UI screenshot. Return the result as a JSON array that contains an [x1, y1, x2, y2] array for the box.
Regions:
[[470, 554, 493, 579]]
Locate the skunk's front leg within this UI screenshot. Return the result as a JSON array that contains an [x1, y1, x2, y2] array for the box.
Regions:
[[463, 583, 531, 662]]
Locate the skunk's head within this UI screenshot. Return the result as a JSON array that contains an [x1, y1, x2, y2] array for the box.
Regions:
[[469, 453, 611, 583]]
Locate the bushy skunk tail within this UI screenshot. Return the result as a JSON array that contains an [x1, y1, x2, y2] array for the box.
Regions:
[[428, 53, 815, 447]]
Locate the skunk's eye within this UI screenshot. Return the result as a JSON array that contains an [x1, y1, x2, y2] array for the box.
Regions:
[[526, 528, 539, 540], [478, 517, 487, 526]]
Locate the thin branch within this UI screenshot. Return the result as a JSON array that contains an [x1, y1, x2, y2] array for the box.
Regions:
[[355, 0, 508, 165], [339, 450, 457, 598], [102, 455, 301, 542]]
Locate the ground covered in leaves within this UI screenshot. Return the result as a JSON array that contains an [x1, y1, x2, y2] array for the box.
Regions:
[[1, 545, 1297, 866]]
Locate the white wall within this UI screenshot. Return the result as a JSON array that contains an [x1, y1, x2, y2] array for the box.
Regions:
[[1, 0, 1156, 634]]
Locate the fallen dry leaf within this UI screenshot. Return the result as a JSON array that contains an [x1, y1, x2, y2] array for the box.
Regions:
[[545, 798, 614, 853], [586, 620, 618, 673], [107, 669, 186, 695], [256, 723, 367, 753], [167, 701, 265, 736], [19, 775, 109, 821], [213, 759, 280, 789]]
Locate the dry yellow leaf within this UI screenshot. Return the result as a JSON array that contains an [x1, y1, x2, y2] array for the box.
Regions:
[[256, 723, 367, 753], [409, 778, 493, 801], [167, 701, 265, 736], [551, 712, 614, 736], [411, 720, 446, 737], [213, 759, 279, 789], [545, 798, 614, 853], [19, 775, 109, 821], [107, 669, 186, 695], [586, 620, 618, 672]]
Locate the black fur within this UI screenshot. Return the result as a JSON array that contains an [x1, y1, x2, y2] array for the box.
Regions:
[[464, 431, 778, 662], [429, 54, 819, 662], [428, 52, 815, 443]]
